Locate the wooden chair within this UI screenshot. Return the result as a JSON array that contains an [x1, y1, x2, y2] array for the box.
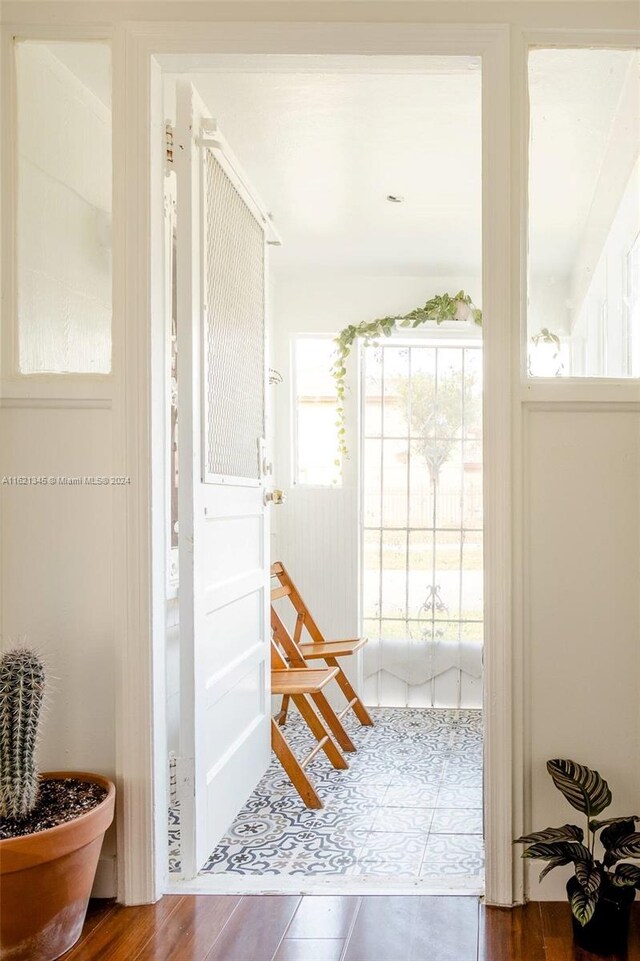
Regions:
[[270, 640, 348, 809], [271, 609, 357, 754], [271, 561, 374, 729]]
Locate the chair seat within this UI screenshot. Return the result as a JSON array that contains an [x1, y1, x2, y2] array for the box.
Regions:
[[271, 667, 339, 696], [299, 638, 367, 659]]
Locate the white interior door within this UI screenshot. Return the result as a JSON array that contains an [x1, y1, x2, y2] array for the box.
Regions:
[[176, 81, 273, 876]]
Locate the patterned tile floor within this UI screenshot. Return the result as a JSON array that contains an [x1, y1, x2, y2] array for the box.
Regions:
[[169, 708, 484, 885]]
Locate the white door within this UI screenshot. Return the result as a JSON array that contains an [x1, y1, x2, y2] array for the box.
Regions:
[[176, 82, 274, 876]]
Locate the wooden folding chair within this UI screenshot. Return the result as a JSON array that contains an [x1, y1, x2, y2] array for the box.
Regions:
[[272, 609, 357, 754], [270, 641, 348, 809], [271, 561, 374, 729]]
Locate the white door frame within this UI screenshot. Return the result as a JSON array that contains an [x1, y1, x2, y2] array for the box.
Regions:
[[3, 8, 636, 907], [136, 21, 518, 908]]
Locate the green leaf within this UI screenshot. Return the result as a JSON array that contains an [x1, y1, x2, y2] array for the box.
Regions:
[[539, 856, 571, 882], [606, 832, 640, 863], [575, 861, 601, 898], [590, 815, 640, 833], [569, 886, 598, 927], [521, 840, 591, 865], [515, 825, 583, 845], [600, 819, 638, 865], [546, 759, 612, 817], [612, 863, 640, 889]]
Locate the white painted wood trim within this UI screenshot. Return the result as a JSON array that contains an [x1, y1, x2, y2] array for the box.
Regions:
[[133, 19, 518, 909], [480, 25, 519, 908], [0, 397, 113, 409], [112, 24, 165, 905]]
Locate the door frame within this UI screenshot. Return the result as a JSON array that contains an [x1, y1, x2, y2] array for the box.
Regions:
[[138, 21, 518, 907]]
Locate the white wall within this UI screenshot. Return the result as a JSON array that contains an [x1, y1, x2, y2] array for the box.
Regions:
[[0, 44, 116, 895], [0, 407, 116, 892], [524, 408, 640, 898]]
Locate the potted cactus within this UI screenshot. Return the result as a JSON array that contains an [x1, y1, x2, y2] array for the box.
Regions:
[[515, 759, 640, 956], [0, 648, 115, 961]]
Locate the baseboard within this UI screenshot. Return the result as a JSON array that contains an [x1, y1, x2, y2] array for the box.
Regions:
[[92, 855, 117, 898]]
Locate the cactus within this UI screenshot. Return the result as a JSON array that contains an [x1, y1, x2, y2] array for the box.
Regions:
[[0, 648, 45, 820]]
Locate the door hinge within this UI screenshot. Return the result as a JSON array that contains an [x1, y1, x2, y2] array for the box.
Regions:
[[165, 122, 175, 169], [169, 752, 194, 804]]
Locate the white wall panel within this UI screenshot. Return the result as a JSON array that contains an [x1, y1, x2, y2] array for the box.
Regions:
[[525, 408, 640, 899], [0, 406, 116, 881]]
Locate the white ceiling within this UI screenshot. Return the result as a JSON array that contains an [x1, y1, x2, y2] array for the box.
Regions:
[[190, 63, 482, 276], [187, 49, 637, 278], [41, 45, 638, 280], [528, 48, 638, 278]]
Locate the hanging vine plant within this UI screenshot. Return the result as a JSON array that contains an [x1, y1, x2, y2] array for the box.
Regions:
[[331, 291, 483, 459]]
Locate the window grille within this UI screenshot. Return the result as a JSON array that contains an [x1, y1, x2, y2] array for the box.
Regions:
[[202, 150, 265, 481], [362, 341, 483, 708]]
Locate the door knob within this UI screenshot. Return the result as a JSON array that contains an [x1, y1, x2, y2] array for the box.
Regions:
[[265, 488, 286, 506]]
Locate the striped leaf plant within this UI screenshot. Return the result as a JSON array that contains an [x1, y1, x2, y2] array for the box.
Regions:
[[515, 759, 640, 927]]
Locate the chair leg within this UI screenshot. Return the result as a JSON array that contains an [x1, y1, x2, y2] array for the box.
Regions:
[[311, 691, 357, 753], [292, 694, 348, 770], [326, 657, 375, 726], [278, 694, 291, 726], [271, 719, 323, 809]]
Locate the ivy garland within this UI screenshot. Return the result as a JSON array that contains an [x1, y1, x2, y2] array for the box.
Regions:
[[331, 291, 483, 460]]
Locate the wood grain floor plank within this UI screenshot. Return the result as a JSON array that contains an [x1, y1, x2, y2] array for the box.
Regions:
[[342, 896, 477, 961], [285, 896, 360, 941], [478, 903, 545, 961], [133, 895, 241, 960], [273, 939, 345, 961], [627, 904, 640, 961], [65, 895, 640, 961], [341, 896, 414, 961], [202, 895, 301, 961], [80, 900, 118, 941], [539, 901, 575, 961], [539, 901, 636, 961], [408, 896, 478, 961], [65, 896, 184, 961]]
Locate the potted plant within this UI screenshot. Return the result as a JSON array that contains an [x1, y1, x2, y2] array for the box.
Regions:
[[0, 648, 115, 961], [515, 759, 640, 956]]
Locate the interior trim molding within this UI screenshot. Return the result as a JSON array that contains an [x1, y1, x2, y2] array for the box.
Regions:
[[0, 397, 113, 409]]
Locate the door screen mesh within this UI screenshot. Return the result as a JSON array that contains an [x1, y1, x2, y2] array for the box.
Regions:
[[203, 150, 265, 481]]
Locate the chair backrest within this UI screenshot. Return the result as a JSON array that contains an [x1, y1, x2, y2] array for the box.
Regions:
[[271, 606, 308, 668], [270, 634, 292, 671], [270, 561, 325, 645]]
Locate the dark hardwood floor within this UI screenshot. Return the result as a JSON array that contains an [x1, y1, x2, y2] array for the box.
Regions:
[[67, 895, 640, 961]]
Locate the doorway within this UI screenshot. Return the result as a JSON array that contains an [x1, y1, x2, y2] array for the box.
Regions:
[[163, 53, 485, 894]]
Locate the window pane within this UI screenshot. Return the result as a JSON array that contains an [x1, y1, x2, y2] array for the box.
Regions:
[[528, 48, 640, 378], [16, 41, 112, 373], [363, 339, 483, 708], [294, 337, 341, 485]]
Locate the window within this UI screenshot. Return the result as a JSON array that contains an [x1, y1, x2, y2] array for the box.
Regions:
[[362, 340, 483, 707], [293, 337, 341, 486], [16, 41, 112, 374], [528, 48, 640, 378]]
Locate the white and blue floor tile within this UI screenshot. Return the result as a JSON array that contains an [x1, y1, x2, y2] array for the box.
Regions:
[[168, 707, 484, 885]]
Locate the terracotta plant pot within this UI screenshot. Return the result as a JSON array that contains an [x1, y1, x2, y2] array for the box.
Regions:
[[0, 771, 115, 961]]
